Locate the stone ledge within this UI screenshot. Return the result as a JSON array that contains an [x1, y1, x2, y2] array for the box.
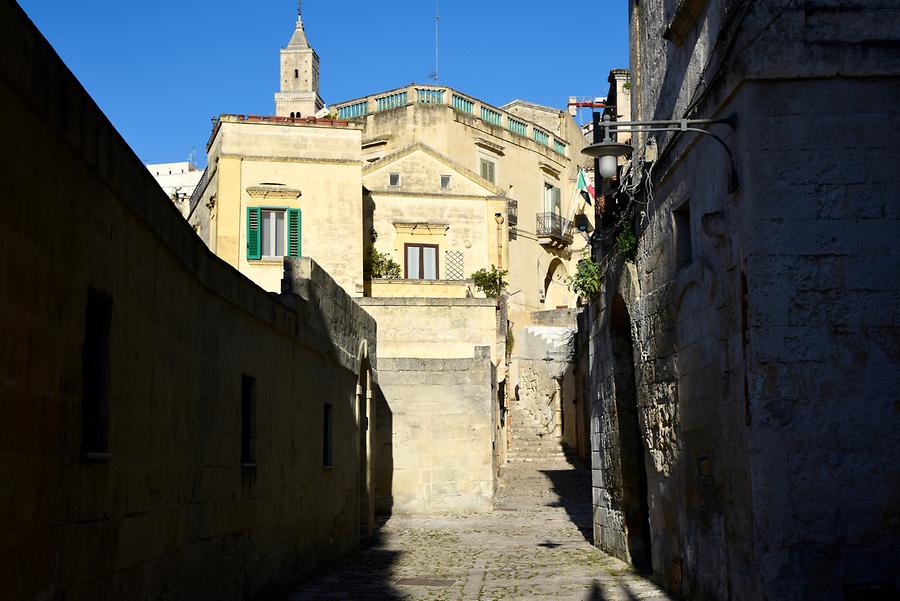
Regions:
[[358, 297, 496, 307]]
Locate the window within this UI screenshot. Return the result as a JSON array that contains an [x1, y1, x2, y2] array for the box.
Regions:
[[241, 375, 257, 466], [82, 288, 112, 458], [389, 173, 401, 187], [405, 244, 439, 280], [440, 175, 452, 190], [323, 403, 333, 468], [674, 201, 692, 270], [480, 158, 496, 184], [544, 183, 561, 215], [247, 207, 301, 260], [294, 69, 299, 79]]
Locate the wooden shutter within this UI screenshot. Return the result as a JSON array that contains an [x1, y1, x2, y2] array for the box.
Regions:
[[287, 208, 301, 257], [247, 207, 261, 260]]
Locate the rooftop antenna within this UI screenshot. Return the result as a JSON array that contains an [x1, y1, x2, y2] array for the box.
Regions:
[[431, 0, 440, 83]]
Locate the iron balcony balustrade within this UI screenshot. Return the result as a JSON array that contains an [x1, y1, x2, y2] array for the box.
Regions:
[[536, 212, 573, 246]]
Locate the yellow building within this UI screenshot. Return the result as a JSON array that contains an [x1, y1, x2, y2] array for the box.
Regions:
[[188, 115, 364, 297], [332, 85, 592, 325]]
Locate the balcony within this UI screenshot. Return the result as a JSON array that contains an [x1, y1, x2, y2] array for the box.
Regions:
[[536, 212, 573, 247]]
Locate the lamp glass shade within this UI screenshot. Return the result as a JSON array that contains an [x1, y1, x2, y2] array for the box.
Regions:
[[599, 155, 618, 179]]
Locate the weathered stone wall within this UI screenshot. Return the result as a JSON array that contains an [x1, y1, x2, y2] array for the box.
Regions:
[[0, 5, 376, 600], [374, 353, 496, 515], [586, 1, 900, 599]]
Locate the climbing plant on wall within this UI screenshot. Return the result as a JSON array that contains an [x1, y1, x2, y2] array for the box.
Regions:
[[567, 257, 603, 300]]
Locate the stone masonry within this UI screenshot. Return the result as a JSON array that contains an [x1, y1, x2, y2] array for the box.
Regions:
[[584, 1, 900, 600], [0, 4, 377, 600]]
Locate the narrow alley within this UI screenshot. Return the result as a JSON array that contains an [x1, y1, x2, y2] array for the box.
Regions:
[[288, 458, 671, 600]]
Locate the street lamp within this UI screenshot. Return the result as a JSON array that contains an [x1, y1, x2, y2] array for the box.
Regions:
[[582, 113, 739, 192], [582, 114, 634, 179]]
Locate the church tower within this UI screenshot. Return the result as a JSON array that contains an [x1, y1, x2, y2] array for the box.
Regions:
[[275, 1, 324, 118]]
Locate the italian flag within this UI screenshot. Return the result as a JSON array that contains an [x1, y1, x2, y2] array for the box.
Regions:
[[576, 169, 595, 205]]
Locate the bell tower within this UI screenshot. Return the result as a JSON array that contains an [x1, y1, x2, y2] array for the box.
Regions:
[[275, 1, 324, 118]]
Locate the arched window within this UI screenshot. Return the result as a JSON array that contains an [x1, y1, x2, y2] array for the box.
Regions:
[[290, 112, 295, 119]]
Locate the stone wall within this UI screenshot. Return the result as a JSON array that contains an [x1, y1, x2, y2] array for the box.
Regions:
[[358, 297, 499, 362], [586, 1, 900, 599], [375, 353, 496, 515], [0, 5, 376, 600]]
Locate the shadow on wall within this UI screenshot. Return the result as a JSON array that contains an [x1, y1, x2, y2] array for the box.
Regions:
[[374, 383, 394, 519], [541, 458, 594, 544]]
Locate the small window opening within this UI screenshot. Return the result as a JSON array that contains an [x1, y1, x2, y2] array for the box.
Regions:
[[294, 69, 299, 79], [441, 175, 452, 189], [389, 173, 401, 187], [290, 112, 295, 118], [480, 158, 496, 183], [674, 201, 692, 270], [323, 403, 334, 468], [82, 288, 112, 458], [241, 375, 257, 466]]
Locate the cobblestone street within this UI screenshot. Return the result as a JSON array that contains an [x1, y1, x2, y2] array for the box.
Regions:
[[288, 459, 672, 600]]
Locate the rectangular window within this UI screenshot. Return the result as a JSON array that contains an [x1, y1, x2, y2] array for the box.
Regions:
[[261, 209, 285, 257], [82, 288, 112, 458], [389, 173, 401, 187], [440, 175, 451, 190], [480, 158, 496, 184], [248, 207, 301, 260], [241, 375, 257, 466], [323, 403, 333, 468], [674, 201, 693, 270], [405, 244, 439, 280], [544, 183, 561, 215]]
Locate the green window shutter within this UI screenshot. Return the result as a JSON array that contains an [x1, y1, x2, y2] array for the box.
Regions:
[[287, 208, 301, 257], [247, 207, 261, 260]]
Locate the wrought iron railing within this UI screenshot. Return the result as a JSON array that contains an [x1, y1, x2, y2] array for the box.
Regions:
[[536, 212, 573, 243]]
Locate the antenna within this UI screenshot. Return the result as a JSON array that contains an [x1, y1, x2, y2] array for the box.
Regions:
[[432, 0, 440, 83]]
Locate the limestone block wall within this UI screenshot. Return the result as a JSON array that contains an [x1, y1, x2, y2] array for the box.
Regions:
[[358, 297, 499, 363], [374, 354, 495, 515], [0, 5, 376, 600], [586, 2, 900, 597]]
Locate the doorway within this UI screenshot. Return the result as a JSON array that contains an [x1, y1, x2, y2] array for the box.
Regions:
[[610, 295, 652, 571]]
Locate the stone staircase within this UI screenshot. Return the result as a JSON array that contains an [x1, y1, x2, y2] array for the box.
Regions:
[[507, 409, 574, 464]]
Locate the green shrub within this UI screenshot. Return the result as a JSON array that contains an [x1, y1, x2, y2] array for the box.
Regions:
[[364, 247, 401, 279], [616, 228, 638, 262], [567, 257, 602, 300], [471, 265, 508, 299]]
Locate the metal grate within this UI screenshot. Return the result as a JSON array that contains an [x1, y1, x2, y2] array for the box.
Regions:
[[445, 251, 465, 280]]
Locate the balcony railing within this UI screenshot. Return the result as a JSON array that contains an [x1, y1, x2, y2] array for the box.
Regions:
[[536, 212, 573, 245]]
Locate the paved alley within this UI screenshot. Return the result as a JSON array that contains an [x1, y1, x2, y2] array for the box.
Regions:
[[287, 459, 672, 600]]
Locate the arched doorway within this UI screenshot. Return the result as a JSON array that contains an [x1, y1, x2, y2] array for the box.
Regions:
[[544, 258, 570, 308], [610, 295, 652, 570]]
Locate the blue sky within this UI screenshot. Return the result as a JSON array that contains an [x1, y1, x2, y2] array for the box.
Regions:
[[17, 0, 629, 166]]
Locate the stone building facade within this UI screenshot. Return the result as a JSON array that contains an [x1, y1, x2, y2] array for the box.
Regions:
[[583, 1, 900, 600], [188, 115, 364, 297], [0, 3, 376, 599]]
